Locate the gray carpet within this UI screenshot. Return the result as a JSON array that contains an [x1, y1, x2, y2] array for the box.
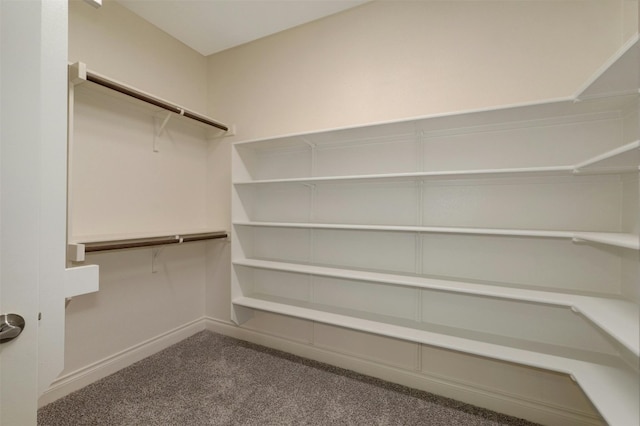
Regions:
[[38, 331, 539, 425]]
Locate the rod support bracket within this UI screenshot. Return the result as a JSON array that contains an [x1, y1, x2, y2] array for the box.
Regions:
[[69, 62, 87, 86]]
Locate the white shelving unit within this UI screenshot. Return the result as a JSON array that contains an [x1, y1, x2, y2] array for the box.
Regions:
[[231, 37, 639, 425]]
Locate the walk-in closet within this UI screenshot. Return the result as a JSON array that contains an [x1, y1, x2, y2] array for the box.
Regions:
[[2, 1, 636, 425]]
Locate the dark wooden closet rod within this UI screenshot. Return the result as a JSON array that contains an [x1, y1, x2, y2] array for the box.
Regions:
[[85, 72, 229, 132], [83, 231, 228, 253]]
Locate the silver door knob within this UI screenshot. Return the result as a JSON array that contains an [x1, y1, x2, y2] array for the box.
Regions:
[[0, 314, 25, 343]]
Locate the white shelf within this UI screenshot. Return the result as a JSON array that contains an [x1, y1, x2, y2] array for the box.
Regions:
[[233, 166, 575, 185], [575, 34, 639, 101], [233, 258, 640, 357], [573, 140, 640, 174], [234, 140, 639, 186], [232, 294, 638, 426], [573, 232, 639, 250], [234, 222, 638, 250]]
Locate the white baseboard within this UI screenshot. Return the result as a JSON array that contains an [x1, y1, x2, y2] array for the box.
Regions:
[[39, 315, 603, 426], [38, 318, 206, 408], [203, 317, 604, 426]]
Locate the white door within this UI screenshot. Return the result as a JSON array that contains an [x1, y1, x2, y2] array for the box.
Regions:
[[0, 1, 68, 424]]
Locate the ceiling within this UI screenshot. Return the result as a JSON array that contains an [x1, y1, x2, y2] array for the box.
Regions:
[[116, 0, 370, 56]]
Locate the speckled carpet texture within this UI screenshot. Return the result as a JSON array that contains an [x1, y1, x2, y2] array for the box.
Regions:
[[38, 330, 539, 426]]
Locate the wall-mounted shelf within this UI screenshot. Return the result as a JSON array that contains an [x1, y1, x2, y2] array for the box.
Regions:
[[573, 140, 639, 174], [234, 222, 639, 251], [234, 140, 639, 186], [233, 258, 639, 356], [232, 33, 639, 426], [68, 230, 227, 262], [574, 35, 639, 101], [233, 294, 637, 426]]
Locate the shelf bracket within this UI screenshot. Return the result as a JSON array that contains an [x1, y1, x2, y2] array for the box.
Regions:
[[67, 243, 86, 263], [68, 62, 87, 86], [151, 246, 165, 273], [153, 110, 182, 152], [157, 111, 173, 137]]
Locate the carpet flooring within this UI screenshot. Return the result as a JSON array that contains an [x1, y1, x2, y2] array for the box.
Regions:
[[38, 331, 539, 425]]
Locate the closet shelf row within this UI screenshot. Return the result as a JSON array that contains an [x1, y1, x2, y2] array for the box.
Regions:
[[233, 222, 639, 250], [233, 258, 639, 357], [232, 294, 637, 426], [233, 140, 639, 185], [68, 230, 227, 262]]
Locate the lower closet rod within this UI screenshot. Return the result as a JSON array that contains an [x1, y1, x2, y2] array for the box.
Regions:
[[83, 231, 228, 253]]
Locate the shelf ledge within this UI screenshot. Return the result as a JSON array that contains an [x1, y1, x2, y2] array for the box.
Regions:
[[233, 166, 576, 185], [233, 295, 638, 426], [573, 140, 640, 174], [234, 141, 638, 185], [233, 258, 639, 357], [233, 222, 639, 250]]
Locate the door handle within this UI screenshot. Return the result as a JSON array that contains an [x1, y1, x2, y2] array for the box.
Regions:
[[0, 314, 25, 343]]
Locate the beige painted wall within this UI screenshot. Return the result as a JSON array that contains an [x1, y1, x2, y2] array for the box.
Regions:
[[624, 0, 639, 41], [207, 0, 627, 141], [58, 0, 213, 397], [69, 0, 208, 113]]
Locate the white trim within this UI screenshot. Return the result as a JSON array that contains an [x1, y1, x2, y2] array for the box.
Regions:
[[203, 317, 602, 426], [38, 318, 206, 407]]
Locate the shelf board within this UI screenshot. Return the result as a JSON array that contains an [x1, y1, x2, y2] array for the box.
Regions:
[[233, 166, 575, 186], [233, 258, 640, 357], [573, 140, 640, 174], [233, 222, 638, 250], [573, 232, 639, 250], [233, 294, 638, 426], [234, 141, 639, 186], [235, 137, 638, 185], [575, 34, 639, 101], [234, 94, 636, 152]]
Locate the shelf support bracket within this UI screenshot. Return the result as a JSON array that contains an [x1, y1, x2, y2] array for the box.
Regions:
[[153, 110, 180, 152], [151, 246, 165, 273]]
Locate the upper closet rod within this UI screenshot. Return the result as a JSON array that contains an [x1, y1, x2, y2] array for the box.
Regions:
[[71, 62, 229, 132]]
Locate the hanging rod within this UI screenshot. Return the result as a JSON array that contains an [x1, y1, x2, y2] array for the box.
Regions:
[[82, 231, 228, 253], [70, 62, 229, 132], [67, 231, 228, 262]]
